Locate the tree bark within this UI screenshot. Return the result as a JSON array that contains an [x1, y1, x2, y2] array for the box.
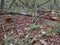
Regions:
[[0, 0, 4, 13]]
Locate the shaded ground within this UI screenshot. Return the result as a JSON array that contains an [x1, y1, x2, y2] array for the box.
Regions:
[[0, 14, 60, 45]]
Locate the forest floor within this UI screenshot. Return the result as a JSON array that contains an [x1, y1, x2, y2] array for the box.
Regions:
[[0, 12, 60, 45]]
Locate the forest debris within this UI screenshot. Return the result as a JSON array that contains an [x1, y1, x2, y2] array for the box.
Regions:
[[4, 17, 13, 23], [0, 14, 60, 45], [29, 37, 37, 44], [40, 39, 47, 45], [39, 25, 43, 29], [41, 31, 46, 34], [50, 17, 58, 21]]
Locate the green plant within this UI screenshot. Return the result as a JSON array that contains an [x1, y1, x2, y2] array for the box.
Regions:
[[26, 23, 39, 30], [42, 26, 60, 36], [41, 20, 60, 36]]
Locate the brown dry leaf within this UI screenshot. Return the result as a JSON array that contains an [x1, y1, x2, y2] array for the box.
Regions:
[[50, 17, 58, 21], [45, 16, 58, 21], [5, 17, 13, 23], [47, 24, 55, 30], [26, 23, 31, 26], [51, 11, 56, 14]]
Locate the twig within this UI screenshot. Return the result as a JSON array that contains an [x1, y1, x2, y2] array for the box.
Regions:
[[8, 0, 16, 9], [37, 0, 51, 7], [2, 25, 7, 39], [19, 0, 31, 8]]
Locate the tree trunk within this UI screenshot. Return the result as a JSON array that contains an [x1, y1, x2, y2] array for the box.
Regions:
[[0, 0, 4, 13]]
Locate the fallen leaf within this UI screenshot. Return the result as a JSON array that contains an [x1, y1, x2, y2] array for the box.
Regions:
[[5, 17, 13, 23], [51, 17, 58, 20]]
